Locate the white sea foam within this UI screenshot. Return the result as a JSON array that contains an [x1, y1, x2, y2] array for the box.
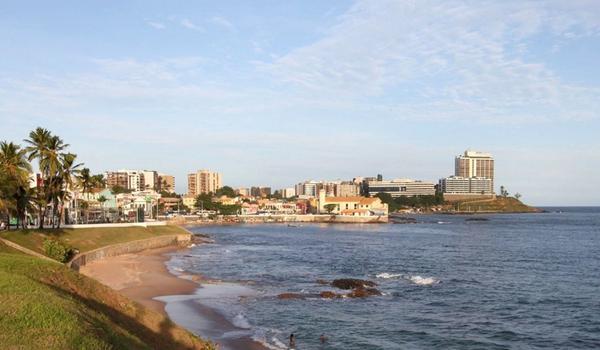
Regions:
[[376, 272, 402, 279], [437, 221, 450, 224], [232, 312, 252, 329], [407, 275, 439, 286], [251, 328, 287, 350]]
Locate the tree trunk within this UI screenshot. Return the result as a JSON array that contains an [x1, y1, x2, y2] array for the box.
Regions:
[[57, 205, 63, 229], [38, 203, 44, 229]]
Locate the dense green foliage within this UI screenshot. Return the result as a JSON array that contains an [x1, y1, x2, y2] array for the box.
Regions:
[[375, 192, 445, 212], [324, 204, 337, 213], [194, 193, 241, 215], [42, 238, 75, 263], [215, 186, 236, 197]]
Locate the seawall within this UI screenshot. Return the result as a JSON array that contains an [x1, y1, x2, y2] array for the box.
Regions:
[[168, 214, 388, 225], [68, 234, 191, 271]]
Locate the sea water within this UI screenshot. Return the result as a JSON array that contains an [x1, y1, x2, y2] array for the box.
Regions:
[[168, 208, 600, 349]]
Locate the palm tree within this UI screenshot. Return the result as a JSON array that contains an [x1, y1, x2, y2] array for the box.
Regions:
[[0, 142, 32, 229], [77, 168, 93, 223], [56, 153, 82, 228], [24, 127, 52, 229], [98, 195, 107, 222]]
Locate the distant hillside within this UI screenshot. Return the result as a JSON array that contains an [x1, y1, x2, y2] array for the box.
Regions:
[[450, 196, 540, 213], [0, 252, 214, 350]]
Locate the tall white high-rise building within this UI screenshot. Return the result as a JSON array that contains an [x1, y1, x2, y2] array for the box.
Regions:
[[455, 150, 494, 190]]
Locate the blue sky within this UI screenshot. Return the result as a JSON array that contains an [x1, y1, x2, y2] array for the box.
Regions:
[[1, 0, 599, 205]]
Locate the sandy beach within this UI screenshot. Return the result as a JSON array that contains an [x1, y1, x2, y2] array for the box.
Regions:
[[80, 246, 267, 350]]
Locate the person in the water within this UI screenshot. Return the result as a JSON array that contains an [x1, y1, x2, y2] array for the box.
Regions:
[[289, 333, 296, 348], [320, 334, 328, 344]]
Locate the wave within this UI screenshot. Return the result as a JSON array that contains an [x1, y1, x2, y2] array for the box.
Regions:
[[232, 312, 252, 329], [251, 328, 287, 350], [407, 275, 439, 286], [376, 272, 440, 285], [376, 272, 403, 279]]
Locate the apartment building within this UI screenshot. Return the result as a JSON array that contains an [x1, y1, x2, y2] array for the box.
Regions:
[[366, 179, 436, 197], [187, 169, 222, 196]]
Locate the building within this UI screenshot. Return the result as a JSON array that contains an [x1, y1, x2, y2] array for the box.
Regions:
[[142, 170, 159, 191], [295, 181, 320, 198], [318, 190, 388, 216], [105, 170, 144, 191], [126, 170, 144, 191], [338, 181, 360, 197], [187, 169, 222, 196], [158, 173, 175, 193], [236, 187, 250, 196], [182, 195, 197, 209], [251, 186, 271, 197], [281, 187, 296, 198], [105, 171, 128, 189], [367, 179, 436, 197], [439, 176, 493, 194], [455, 150, 494, 189]]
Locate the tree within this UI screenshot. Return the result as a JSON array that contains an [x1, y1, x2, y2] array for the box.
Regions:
[[24, 128, 70, 229], [24, 128, 51, 228], [514, 193, 522, 201], [77, 168, 94, 223], [0, 142, 32, 229], [324, 204, 337, 214], [98, 195, 107, 222], [216, 186, 236, 198], [56, 153, 82, 228], [500, 186, 509, 197]]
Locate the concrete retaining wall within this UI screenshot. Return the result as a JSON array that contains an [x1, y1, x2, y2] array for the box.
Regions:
[[68, 234, 191, 271], [169, 214, 388, 225], [238, 214, 388, 224], [62, 221, 167, 229]]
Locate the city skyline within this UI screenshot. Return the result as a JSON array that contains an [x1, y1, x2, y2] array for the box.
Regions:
[[2, 1, 600, 205]]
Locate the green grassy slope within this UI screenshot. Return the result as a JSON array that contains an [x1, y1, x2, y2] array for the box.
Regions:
[[0, 225, 189, 256], [453, 196, 540, 213], [0, 252, 213, 350]]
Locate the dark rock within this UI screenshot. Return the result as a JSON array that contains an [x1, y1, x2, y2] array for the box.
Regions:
[[465, 217, 489, 222], [346, 287, 382, 298], [277, 293, 306, 300], [331, 278, 377, 290], [391, 216, 417, 224], [319, 291, 340, 298], [316, 279, 329, 285]]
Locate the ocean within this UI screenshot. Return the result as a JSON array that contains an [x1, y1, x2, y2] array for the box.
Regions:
[[166, 208, 600, 349]]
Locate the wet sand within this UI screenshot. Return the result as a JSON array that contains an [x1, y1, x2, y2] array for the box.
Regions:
[[80, 246, 266, 350]]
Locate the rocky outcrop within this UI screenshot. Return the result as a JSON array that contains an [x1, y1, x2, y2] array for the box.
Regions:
[[346, 287, 382, 298], [277, 293, 307, 300], [278, 278, 382, 300], [331, 278, 377, 290]]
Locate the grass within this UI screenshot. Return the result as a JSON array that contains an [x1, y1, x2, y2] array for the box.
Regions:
[[454, 196, 540, 213], [0, 252, 214, 350], [0, 225, 189, 256], [0, 240, 23, 254]]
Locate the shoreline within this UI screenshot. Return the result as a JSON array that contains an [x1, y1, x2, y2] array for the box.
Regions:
[[80, 245, 267, 350]]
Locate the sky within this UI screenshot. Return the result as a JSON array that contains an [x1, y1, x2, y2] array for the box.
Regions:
[[1, 0, 599, 206]]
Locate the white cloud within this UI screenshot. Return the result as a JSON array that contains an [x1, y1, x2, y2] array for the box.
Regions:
[[146, 21, 165, 30], [261, 0, 600, 123], [210, 16, 235, 31], [180, 18, 205, 32]]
